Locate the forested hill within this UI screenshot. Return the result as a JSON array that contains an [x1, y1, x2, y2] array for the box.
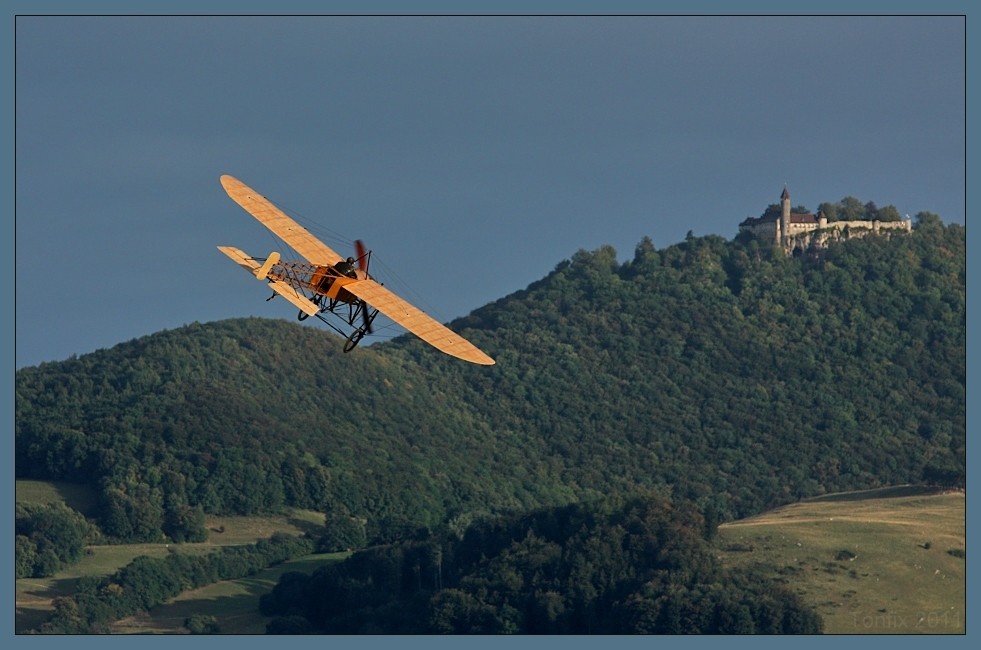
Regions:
[[15, 215, 965, 544], [259, 493, 824, 634]]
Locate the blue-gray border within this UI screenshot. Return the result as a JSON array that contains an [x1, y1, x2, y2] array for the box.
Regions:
[[4, 2, 973, 648]]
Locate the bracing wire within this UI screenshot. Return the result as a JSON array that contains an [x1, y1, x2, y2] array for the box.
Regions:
[[277, 200, 455, 323], [251, 192, 460, 345]]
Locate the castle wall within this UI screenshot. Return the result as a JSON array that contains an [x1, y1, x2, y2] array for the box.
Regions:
[[783, 219, 913, 254], [785, 221, 817, 236], [823, 219, 912, 234]]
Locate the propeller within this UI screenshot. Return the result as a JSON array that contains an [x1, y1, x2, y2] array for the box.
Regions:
[[355, 239, 369, 276], [354, 239, 373, 334]]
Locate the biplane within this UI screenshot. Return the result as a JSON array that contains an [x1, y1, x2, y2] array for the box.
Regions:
[[217, 175, 495, 365]]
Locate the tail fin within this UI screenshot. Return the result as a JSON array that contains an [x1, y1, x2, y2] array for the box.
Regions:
[[255, 252, 280, 280]]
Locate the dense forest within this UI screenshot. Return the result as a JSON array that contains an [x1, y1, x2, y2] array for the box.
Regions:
[[261, 493, 823, 634], [16, 213, 965, 552]]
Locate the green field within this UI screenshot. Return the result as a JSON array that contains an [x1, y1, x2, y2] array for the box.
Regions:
[[16, 511, 333, 633], [716, 486, 965, 634], [109, 552, 345, 634], [15, 479, 333, 633]]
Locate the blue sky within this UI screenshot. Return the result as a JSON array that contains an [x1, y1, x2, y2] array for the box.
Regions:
[[13, 11, 967, 368]]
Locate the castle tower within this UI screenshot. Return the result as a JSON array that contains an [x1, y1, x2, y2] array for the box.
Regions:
[[780, 186, 791, 246]]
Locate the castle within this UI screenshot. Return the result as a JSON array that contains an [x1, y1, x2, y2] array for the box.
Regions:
[[739, 187, 912, 255]]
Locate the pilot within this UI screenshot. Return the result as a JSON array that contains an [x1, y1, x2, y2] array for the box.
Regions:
[[333, 256, 358, 279]]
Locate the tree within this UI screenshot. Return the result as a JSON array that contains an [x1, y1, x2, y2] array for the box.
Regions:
[[99, 484, 164, 542], [184, 614, 220, 634], [318, 512, 367, 552], [15, 502, 93, 577], [914, 211, 944, 231], [163, 498, 208, 543], [876, 205, 902, 222], [817, 201, 838, 222], [428, 589, 515, 634], [15, 536, 38, 578], [838, 196, 865, 221]]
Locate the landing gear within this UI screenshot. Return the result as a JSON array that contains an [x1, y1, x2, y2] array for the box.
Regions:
[[343, 328, 367, 353], [341, 307, 378, 353], [273, 286, 378, 353]]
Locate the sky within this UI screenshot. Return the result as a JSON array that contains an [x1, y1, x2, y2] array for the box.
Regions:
[[12, 10, 967, 368]]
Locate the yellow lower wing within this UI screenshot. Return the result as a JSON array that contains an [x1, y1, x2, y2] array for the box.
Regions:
[[344, 280, 495, 365]]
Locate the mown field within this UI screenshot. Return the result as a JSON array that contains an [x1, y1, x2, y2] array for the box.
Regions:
[[715, 485, 965, 634], [15, 479, 335, 633]]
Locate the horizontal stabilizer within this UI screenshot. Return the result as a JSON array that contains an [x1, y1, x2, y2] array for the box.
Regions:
[[217, 245, 261, 273], [218, 246, 319, 316]]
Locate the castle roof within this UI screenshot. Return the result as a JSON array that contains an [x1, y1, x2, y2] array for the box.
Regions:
[[790, 213, 818, 224]]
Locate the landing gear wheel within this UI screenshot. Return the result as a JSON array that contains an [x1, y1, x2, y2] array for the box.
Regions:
[[298, 311, 310, 321], [343, 328, 367, 353]]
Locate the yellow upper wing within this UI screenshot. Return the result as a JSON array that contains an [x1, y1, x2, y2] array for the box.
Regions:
[[220, 175, 343, 266], [343, 280, 495, 365]]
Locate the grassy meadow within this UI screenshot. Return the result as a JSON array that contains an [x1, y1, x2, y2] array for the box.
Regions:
[[716, 485, 965, 634], [15, 479, 333, 633]]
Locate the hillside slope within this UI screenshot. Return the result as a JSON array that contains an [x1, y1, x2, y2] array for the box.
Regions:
[[15, 217, 965, 542], [716, 486, 965, 633]]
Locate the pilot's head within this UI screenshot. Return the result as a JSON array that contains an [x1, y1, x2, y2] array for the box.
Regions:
[[347, 257, 355, 265]]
